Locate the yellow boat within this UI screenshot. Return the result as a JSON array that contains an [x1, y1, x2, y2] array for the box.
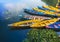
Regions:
[[33, 8, 55, 14], [8, 18, 59, 28], [33, 8, 60, 16], [33, 8, 45, 12], [30, 18, 59, 28], [8, 19, 43, 27], [43, 5, 60, 11]]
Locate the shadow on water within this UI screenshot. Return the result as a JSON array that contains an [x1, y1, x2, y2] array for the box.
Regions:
[[9, 26, 31, 30], [9, 26, 60, 32]]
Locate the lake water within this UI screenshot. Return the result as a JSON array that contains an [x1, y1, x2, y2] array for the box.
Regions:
[[0, 19, 31, 42]]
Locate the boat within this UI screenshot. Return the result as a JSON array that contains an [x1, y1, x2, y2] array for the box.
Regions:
[[8, 18, 59, 28], [38, 6, 55, 12], [24, 9, 44, 15], [45, 21, 60, 31], [30, 18, 59, 28], [33, 8, 60, 17], [24, 15, 51, 20], [8, 19, 43, 28], [38, 6, 49, 10], [24, 9, 58, 17], [43, 5, 60, 11], [33, 8, 55, 14], [46, 21, 60, 28]]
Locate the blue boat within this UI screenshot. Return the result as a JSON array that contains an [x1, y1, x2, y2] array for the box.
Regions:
[[46, 21, 60, 28], [24, 9, 58, 18], [45, 21, 60, 31], [38, 6, 48, 10]]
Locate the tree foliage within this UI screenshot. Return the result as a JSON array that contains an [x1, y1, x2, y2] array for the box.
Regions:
[[42, 0, 58, 7], [23, 29, 60, 42]]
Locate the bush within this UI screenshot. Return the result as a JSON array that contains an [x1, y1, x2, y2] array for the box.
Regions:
[[23, 29, 60, 42]]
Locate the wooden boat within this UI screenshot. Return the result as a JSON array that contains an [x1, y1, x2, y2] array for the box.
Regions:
[[46, 21, 60, 28], [33, 8, 60, 17], [30, 18, 59, 28], [8, 18, 59, 28], [24, 9, 58, 17]]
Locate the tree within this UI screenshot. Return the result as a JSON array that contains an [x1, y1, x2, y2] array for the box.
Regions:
[[23, 29, 60, 42], [42, 0, 58, 7]]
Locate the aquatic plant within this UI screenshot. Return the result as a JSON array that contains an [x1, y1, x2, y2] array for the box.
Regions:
[[23, 29, 60, 42]]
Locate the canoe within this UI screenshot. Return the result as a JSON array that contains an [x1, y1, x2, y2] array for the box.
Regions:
[[33, 8, 60, 17], [30, 18, 59, 28], [24, 9, 45, 16], [45, 21, 60, 28], [8, 19, 43, 27], [43, 5, 60, 11], [38, 6, 49, 10], [8, 18, 59, 28], [24, 15, 51, 20], [38, 6, 55, 12], [33, 8, 55, 14], [24, 9, 58, 17]]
